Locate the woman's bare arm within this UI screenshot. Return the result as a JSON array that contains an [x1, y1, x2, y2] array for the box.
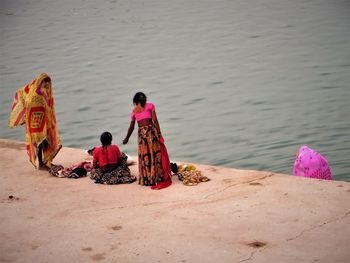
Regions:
[[123, 120, 135, 144]]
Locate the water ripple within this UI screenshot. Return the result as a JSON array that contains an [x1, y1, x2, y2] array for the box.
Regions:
[[1, 0, 349, 181]]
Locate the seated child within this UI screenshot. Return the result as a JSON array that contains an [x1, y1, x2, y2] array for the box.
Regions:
[[91, 131, 136, 184]]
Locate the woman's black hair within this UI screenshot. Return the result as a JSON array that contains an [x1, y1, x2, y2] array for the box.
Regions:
[[133, 92, 147, 107], [100, 131, 112, 148]]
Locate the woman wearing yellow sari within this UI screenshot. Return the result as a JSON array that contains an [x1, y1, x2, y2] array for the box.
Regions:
[[9, 73, 62, 169]]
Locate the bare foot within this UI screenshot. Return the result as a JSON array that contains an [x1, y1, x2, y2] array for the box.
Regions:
[[38, 165, 50, 171]]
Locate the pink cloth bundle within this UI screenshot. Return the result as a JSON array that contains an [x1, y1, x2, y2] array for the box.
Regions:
[[293, 146, 332, 180]]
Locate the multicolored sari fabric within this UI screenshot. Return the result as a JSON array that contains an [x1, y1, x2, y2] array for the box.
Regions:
[[9, 73, 61, 168], [151, 136, 172, 189], [138, 125, 163, 186], [293, 145, 333, 180]]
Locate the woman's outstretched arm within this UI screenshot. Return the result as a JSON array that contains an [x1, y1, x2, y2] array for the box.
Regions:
[[123, 120, 135, 144]]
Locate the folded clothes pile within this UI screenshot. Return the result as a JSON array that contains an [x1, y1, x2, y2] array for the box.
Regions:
[[49, 161, 93, 179], [176, 164, 210, 186]]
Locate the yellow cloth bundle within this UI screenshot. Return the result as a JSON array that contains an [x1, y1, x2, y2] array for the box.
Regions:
[[177, 164, 210, 186]]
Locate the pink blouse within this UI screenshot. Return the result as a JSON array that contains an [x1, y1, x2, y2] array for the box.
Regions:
[[130, 102, 155, 122]]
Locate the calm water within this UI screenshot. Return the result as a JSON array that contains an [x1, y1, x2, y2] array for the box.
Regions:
[[1, 0, 349, 181]]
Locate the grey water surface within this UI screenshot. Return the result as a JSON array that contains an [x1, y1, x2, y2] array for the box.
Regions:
[[1, 0, 349, 180]]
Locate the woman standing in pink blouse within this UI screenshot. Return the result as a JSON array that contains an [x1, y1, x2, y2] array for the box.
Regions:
[[123, 92, 171, 189]]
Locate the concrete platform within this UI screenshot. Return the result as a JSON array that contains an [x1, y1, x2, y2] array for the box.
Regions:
[[0, 139, 349, 263]]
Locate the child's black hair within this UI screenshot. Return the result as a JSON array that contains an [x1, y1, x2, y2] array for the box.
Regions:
[[100, 131, 112, 148], [133, 92, 147, 107]]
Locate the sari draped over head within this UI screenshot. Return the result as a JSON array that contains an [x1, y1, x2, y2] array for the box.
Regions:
[[293, 145, 332, 180], [9, 73, 62, 168]]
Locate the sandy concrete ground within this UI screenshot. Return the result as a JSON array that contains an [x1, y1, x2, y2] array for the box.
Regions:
[[0, 139, 349, 263]]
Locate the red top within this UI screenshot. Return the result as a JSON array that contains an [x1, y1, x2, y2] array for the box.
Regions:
[[93, 145, 122, 168]]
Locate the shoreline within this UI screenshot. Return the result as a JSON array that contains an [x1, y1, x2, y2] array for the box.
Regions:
[[1, 139, 349, 262]]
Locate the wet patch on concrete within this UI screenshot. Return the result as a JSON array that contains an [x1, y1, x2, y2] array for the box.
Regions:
[[91, 253, 106, 261], [111, 225, 122, 231], [109, 244, 118, 251], [247, 241, 267, 248], [31, 245, 40, 250], [0, 256, 16, 262], [8, 195, 20, 201], [249, 182, 262, 186], [1, 195, 23, 203], [0, 140, 26, 150], [222, 178, 233, 183]]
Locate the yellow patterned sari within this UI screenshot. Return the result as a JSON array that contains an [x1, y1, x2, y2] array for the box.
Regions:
[[9, 73, 62, 168]]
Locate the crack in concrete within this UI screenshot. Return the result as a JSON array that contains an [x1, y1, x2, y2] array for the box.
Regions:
[[286, 210, 350, 242], [80, 173, 282, 214], [204, 173, 275, 199], [81, 174, 276, 214], [80, 199, 186, 214], [238, 250, 256, 263], [238, 245, 268, 263]]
